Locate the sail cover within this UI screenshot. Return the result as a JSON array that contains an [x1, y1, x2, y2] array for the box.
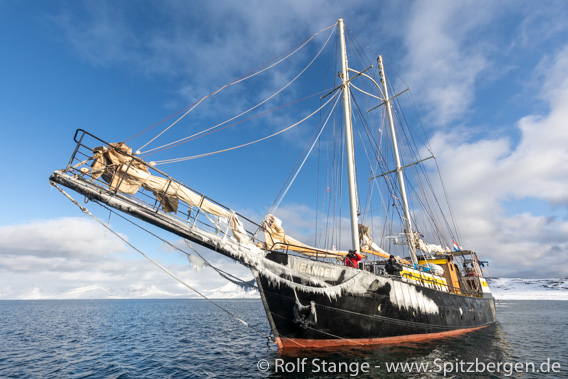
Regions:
[[414, 232, 451, 255], [89, 143, 249, 243], [359, 224, 389, 256], [262, 214, 307, 249], [261, 214, 345, 258]]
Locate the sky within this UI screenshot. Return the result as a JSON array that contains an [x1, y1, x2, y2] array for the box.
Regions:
[[1, 0, 568, 298]]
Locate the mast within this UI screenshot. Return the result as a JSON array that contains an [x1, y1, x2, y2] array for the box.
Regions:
[[338, 19, 360, 254], [377, 55, 418, 266]]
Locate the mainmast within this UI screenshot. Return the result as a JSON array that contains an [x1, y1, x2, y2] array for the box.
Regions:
[[377, 55, 418, 266], [338, 19, 360, 254]]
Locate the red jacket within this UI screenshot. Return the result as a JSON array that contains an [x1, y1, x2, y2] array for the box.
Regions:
[[345, 252, 362, 268]]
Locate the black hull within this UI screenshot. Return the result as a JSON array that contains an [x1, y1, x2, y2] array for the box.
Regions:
[[255, 251, 496, 348]]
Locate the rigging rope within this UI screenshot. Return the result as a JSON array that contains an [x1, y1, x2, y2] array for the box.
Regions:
[[96, 202, 257, 290], [153, 90, 342, 165], [140, 25, 337, 157], [125, 104, 197, 143], [141, 91, 326, 158], [268, 89, 343, 215], [52, 183, 274, 344], [134, 22, 337, 153]]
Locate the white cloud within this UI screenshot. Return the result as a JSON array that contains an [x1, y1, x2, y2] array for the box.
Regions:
[[513, 2, 568, 50], [50, 1, 347, 86], [429, 45, 568, 278], [0, 217, 127, 261], [402, 1, 499, 125], [0, 217, 253, 295]]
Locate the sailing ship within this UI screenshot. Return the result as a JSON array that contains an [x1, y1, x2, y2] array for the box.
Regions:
[[50, 19, 496, 348]]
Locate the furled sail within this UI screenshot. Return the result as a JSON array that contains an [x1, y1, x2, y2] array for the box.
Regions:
[[413, 232, 451, 255], [262, 214, 344, 258], [359, 224, 389, 256], [89, 142, 250, 244]]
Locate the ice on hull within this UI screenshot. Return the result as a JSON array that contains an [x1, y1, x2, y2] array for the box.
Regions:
[[254, 253, 496, 348]]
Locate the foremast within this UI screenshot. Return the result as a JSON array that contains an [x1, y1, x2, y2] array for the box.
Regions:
[[377, 55, 419, 266], [338, 18, 361, 254]]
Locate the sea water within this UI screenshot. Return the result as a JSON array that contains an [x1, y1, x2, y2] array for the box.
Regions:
[[0, 299, 566, 378]]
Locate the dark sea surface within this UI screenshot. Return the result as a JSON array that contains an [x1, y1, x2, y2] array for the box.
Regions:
[[1, 299, 566, 378]]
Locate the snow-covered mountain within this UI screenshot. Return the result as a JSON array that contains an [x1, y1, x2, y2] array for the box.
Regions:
[[0, 283, 259, 300], [1, 278, 566, 300], [202, 282, 259, 299], [487, 277, 568, 300]]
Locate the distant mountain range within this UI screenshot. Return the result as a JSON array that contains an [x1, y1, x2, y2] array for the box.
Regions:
[[1, 278, 566, 300], [0, 282, 259, 300], [487, 277, 568, 300]]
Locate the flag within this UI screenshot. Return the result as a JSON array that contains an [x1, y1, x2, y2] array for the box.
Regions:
[[453, 240, 461, 251]]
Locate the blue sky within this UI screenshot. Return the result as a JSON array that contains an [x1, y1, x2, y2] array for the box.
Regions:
[[1, 0, 568, 297]]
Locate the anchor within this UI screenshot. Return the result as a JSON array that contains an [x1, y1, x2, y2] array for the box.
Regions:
[[292, 289, 317, 329]]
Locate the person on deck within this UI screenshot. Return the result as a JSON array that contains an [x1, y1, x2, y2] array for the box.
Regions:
[[385, 255, 398, 275], [345, 250, 362, 268]]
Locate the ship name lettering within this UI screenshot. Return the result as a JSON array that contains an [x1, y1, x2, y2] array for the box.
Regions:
[[293, 262, 334, 279]]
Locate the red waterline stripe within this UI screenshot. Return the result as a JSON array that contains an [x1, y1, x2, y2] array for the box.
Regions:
[[276, 325, 490, 349]]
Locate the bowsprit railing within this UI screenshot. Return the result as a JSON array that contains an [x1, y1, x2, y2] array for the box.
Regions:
[[62, 129, 264, 247]]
